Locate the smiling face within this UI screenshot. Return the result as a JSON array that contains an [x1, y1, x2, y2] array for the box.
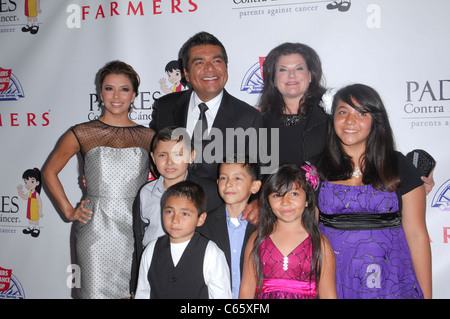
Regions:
[[24, 177, 39, 192], [184, 44, 228, 102], [274, 53, 311, 106], [167, 69, 182, 85], [333, 99, 373, 154], [268, 184, 307, 224], [100, 73, 136, 119], [217, 163, 261, 215], [162, 195, 206, 243]]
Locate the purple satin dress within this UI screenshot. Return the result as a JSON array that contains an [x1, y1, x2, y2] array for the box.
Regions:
[[255, 236, 316, 299], [318, 181, 423, 299]]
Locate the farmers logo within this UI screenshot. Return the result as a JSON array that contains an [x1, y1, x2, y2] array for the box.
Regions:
[[0, 68, 25, 101], [0, 267, 26, 299]]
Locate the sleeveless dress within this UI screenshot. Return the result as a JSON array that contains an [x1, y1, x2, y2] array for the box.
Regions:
[[27, 191, 39, 221], [318, 177, 424, 299], [71, 120, 154, 299], [254, 236, 316, 299]]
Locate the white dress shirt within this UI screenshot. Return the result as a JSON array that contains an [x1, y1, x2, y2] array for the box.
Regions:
[[186, 91, 223, 137]]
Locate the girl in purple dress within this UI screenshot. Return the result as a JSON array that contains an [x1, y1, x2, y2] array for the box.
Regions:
[[240, 164, 336, 299], [317, 84, 432, 299]]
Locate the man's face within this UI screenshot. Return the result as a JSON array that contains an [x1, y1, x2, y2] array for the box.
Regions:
[[184, 44, 228, 102]]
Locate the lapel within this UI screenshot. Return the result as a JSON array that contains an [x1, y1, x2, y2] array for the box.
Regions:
[[215, 205, 232, 259], [172, 90, 192, 127], [211, 89, 234, 133], [241, 222, 256, 268]]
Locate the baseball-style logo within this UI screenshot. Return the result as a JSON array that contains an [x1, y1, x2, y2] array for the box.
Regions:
[[432, 180, 450, 211], [0, 267, 26, 299], [240, 57, 265, 95], [0, 268, 12, 292], [0, 67, 25, 102], [0, 68, 12, 93]]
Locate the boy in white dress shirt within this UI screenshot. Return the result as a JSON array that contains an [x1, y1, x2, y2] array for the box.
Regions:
[[135, 181, 231, 299]]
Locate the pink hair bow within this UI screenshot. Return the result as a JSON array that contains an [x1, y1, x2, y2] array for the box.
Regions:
[[301, 162, 319, 190]]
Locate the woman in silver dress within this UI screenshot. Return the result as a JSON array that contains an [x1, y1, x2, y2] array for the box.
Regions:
[[44, 61, 155, 298]]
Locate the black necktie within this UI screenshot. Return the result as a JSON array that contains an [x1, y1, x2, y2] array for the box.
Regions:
[[191, 103, 209, 171], [194, 102, 208, 139]]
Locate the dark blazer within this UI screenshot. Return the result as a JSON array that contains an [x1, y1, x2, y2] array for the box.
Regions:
[[130, 171, 223, 295], [198, 203, 256, 282], [150, 89, 263, 181]]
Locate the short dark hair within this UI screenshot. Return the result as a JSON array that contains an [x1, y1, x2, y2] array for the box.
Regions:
[[219, 153, 260, 181], [178, 31, 228, 73], [160, 181, 206, 215], [95, 60, 140, 98], [151, 126, 193, 152]]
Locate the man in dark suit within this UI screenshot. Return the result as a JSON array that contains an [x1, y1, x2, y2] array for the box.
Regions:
[[150, 31, 263, 183]]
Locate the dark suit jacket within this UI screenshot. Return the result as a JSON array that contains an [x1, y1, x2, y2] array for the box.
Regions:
[[198, 203, 256, 284], [150, 89, 263, 181], [130, 171, 223, 295]]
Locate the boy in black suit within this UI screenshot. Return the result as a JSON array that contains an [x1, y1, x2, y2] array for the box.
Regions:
[[135, 181, 231, 299], [198, 154, 261, 299]]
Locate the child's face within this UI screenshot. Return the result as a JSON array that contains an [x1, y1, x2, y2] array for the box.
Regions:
[[217, 163, 261, 207], [24, 177, 39, 192], [162, 195, 206, 243], [167, 69, 182, 84], [268, 184, 308, 224], [151, 140, 194, 182]]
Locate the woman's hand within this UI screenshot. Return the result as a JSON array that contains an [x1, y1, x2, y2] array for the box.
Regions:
[[66, 199, 93, 223]]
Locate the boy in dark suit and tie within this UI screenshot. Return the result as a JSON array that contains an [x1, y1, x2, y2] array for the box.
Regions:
[[198, 154, 261, 299]]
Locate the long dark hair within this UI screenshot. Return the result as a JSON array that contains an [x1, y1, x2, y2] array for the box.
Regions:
[[253, 164, 322, 291], [259, 42, 326, 119], [318, 84, 400, 191]]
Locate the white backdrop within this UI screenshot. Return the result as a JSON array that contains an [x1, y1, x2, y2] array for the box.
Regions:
[[1, 0, 449, 299]]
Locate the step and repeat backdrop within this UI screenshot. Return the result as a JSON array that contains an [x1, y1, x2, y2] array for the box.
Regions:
[[1, 0, 449, 299]]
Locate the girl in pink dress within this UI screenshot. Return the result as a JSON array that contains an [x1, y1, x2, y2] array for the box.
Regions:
[[240, 164, 336, 299]]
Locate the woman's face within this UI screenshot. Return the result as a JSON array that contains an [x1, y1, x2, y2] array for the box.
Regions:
[[334, 99, 373, 152], [274, 53, 311, 103], [100, 73, 136, 117]]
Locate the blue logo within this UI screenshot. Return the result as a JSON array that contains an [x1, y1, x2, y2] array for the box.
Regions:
[[0, 268, 26, 299], [431, 179, 450, 211], [240, 60, 264, 94], [0, 69, 25, 102]]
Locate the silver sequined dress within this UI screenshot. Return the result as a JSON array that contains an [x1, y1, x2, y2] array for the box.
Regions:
[[71, 120, 154, 299]]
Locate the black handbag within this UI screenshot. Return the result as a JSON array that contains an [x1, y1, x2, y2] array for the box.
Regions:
[[406, 149, 436, 177]]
